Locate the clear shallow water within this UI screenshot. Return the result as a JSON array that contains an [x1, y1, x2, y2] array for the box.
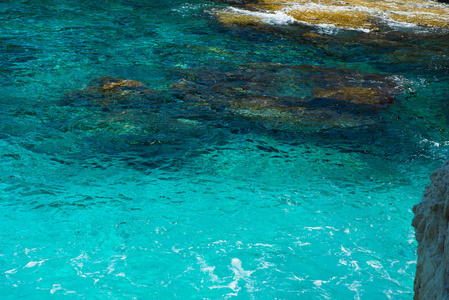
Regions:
[[1, 0, 449, 298]]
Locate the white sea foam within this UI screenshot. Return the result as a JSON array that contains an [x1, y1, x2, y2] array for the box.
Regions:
[[350, 260, 361, 271], [50, 284, 63, 294], [257, 260, 275, 269], [253, 243, 274, 247], [421, 138, 449, 147], [24, 260, 46, 268], [210, 258, 256, 294], [230, 258, 255, 292], [346, 280, 362, 299], [367, 260, 383, 270], [294, 241, 311, 246], [258, 1, 446, 32], [341, 245, 352, 256], [313, 280, 324, 287], [228, 7, 296, 25], [197, 255, 220, 282], [305, 226, 323, 231]]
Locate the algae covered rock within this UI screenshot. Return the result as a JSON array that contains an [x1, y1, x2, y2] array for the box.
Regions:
[[313, 86, 395, 108], [412, 161, 449, 299], [52, 76, 230, 169], [63, 76, 158, 109], [172, 63, 401, 132], [212, 0, 449, 32], [61, 76, 208, 135]]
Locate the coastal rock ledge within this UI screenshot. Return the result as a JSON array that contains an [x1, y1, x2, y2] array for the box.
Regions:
[[412, 161, 449, 300]]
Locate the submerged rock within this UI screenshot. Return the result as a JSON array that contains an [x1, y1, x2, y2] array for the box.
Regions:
[[97, 77, 147, 94], [313, 86, 395, 108], [64, 76, 157, 109], [55, 67, 400, 165], [412, 161, 449, 299], [54, 76, 232, 170], [173, 63, 401, 132]]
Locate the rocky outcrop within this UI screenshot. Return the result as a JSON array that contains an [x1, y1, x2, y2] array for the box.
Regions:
[[213, 0, 449, 31], [412, 161, 449, 300]]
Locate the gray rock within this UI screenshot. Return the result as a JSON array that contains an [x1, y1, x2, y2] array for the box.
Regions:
[[412, 161, 449, 300]]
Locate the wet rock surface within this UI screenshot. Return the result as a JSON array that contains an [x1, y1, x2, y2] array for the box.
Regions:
[[212, 0, 449, 31], [412, 161, 449, 300]]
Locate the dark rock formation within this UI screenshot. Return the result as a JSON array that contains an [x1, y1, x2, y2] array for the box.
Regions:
[[172, 63, 400, 132], [412, 161, 449, 300]]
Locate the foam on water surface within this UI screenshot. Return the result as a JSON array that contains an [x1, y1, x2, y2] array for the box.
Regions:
[[226, 7, 296, 25]]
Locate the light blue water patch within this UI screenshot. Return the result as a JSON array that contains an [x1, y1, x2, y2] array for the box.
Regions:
[[1, 0, 449, 299], [0, 134, 429, 299]]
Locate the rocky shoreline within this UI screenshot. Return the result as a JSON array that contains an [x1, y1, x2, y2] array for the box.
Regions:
[[413, 161, 449, 299]]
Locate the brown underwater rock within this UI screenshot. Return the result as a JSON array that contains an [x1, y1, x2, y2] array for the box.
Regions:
[[60, 77, 166, 134], [63, 76, 159, 110], [313, 86, 395, 108], [84, 76, 153, 107], [98, 77, 147, 93], [61, 77, 214, 143], [172, 63, 401, 131]]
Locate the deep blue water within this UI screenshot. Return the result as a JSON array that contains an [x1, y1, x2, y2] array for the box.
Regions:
[[1, 0, 449, 298]]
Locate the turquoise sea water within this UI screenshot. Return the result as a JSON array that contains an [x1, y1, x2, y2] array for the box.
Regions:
[[1, 0, 449, 298]]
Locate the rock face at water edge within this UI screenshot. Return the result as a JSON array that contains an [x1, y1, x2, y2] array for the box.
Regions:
[[213, 0, 449, 32], [412, 161, 449, 300]]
